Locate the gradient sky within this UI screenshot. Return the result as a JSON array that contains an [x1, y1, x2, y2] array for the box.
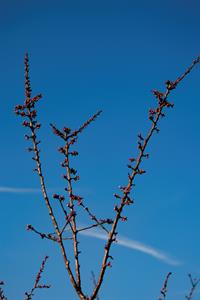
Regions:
[[1, 1, 200, 299]]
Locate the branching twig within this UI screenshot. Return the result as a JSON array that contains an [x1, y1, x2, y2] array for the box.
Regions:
[[24, 256, 50, 300], [186, 274, 200, 300], [15, 54, 84, 298], [51, 111, 110, 291], [26, 224, 59, 242], [78, 201, 111, 234]]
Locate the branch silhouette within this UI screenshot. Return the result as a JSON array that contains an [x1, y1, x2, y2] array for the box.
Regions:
[[14, 54, 200, 299]]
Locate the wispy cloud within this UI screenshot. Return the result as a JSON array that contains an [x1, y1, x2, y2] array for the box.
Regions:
[[0, 186, 41, 194], [79, 228, 182, 266], [0, 186, 91, 195]]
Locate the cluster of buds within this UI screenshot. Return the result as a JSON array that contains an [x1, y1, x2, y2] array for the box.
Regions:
[[69, 150, 79, 156], [26, 224, 34, 231], [124, 196, 134, 205], [15, 55, 42, 161], [53, 194, 65, 201], [148, 108, 158, 122], [15, 96, 42, 114], [50, 123, 69, 140], [137, 168, 146, 175], [120, 216, 128, 222], [165, 80, 176, 91], [15, 101, 41, 121], [99, 218, 113, 225], [114, 205, 120, 212], [24, 53, 31, 98], [152, 89, 174, 109], [71, 194, 83, 205], [152, 89, 165, 104], [106, 261, 112, 268]]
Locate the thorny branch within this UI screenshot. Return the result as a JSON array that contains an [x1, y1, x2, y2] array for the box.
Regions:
[[24, 256, 50, 300], [15, 54, 200, 300], [185, 274, 200, 300]]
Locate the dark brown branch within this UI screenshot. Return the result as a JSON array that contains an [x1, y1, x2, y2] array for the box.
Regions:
[[158, 272, 172, 300], [78, 201, 110, 234], [77, 220, 112, 233], [26, 224, 59, 242], [0, 282, 7, 300]]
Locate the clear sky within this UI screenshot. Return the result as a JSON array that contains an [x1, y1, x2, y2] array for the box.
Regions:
[[0, 1, 200, 299]]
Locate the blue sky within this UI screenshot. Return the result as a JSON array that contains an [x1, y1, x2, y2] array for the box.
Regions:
[[0, 1, 200, 299]]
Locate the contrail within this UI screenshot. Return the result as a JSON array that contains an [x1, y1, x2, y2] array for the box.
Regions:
[[0, 186, 41, 193], [79, 228, 181, 266]]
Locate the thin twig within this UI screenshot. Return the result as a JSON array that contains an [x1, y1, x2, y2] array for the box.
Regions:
[[158, 272, 172, 300], [79, 201, 110, 234], [0, 281, 7, 300], [186, 274, 200, 300], [68, 110, 102, 139], [77, 221, 112, 233], [24, 256, 50, 300]]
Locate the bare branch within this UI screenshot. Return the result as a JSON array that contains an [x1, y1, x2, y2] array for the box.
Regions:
[[90, 56, 200, 300], [26, 224, 59, 242], [24, 256, 50, 300], [186, 274, 200, 300], [15, 54, 200, 300], [0, 281, 7, 300], [158, 272, 172, 300], [15, 53, 83, 297], [77, 220, 112, 233]]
